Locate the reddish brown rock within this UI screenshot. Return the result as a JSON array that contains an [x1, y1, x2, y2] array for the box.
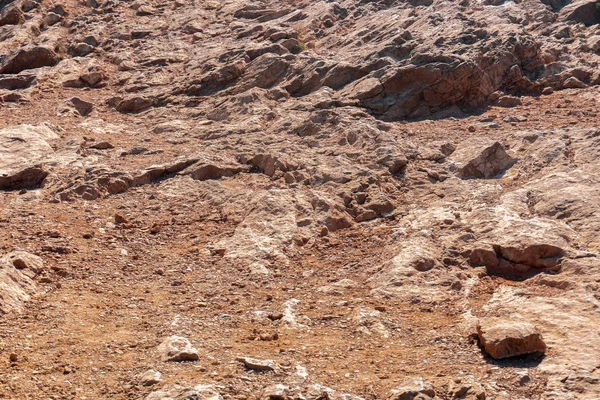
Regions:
[[0, 47, 60, 74], [451, 141, 516, 179], [477, 320, 546, 359]]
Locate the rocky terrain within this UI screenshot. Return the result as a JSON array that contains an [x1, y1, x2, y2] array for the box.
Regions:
[[1, 0, 600, 398]]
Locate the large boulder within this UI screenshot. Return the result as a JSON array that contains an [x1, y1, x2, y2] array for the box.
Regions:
[[560, 1, 600, 26], [477, 320, 546, 359], [0, 124, 58, 190], [0, 47, 60, 74]]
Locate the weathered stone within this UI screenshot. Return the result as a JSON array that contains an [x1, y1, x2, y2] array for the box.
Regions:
[[115, 96, 153, 113], [477, 320, 546, 359], [563, 76, 587, 89], [68, 97, 94, 116], [560, 0, 600, 26], [0, 3, 23, 26], [496, 95, 522, 108], [388, 378, 435, 400], [237, 356, 277, 371], [146, 385, 222, 400], [138, 369, 162, 386], [0, 251, 43, 315], [157, 336, 199, 362], [0, 124, 58, 190], [451, 141, 516, 179], [0, 74, 35, 89], [0, 47, 60, 74]]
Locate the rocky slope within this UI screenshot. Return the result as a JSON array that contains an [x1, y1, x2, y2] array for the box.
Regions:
[[1, 0, 600, 398]]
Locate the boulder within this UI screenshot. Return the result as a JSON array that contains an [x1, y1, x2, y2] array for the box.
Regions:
[[477, 320, 546, 359], [0, 47, 60, 74], [563, 76, 587, 89], [560, 0, 600, 26], [451, 141, 516, 179], [157, 336, 199, 362]]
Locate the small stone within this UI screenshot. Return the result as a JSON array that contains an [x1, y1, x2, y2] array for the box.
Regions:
[[259, 332, 279, 341], [138, 369, 162, 386], [90, 141, 113, 150], [114, 214, 128, 224], [268, 312, 283, 320], [517, 371, 531, 385], [9, 353, 17, 362]]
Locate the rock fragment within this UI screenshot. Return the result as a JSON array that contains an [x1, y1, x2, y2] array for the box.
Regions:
[[138, 369, 162, 386], [388, 378, 435, 400], [157, 336, 199, 362], [237, 356, 277, 371], [115, 96, 153, 113], [477, 320, 546, 359], [68, 97, 94, 116], [146, 385, 222, 400], [0, 251, 43, 315]]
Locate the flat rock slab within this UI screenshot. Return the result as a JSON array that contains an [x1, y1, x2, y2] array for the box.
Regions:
[[451, 141, 515, 179], [237, 356, 277, 371], [477, 320, 546, 359], [157, 336, 199, 362]]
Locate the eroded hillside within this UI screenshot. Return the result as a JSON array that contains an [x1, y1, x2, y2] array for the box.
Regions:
[[1, 0, 600, 399]]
